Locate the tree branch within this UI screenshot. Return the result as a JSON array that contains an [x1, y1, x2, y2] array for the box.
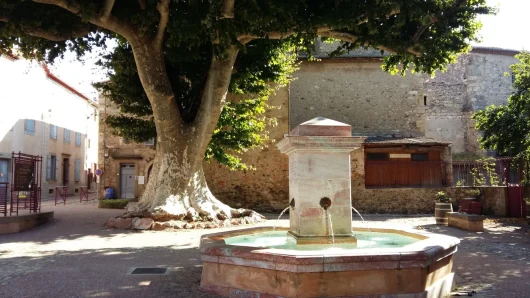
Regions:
[[193, 46, 239, 154], [23, 25, 89, 41], [155, 0, 169, 47], [0, 15, 89, 41], [411, 16, 438, 43], [221, 0, 235, 19], [32, 0, 137, 39], [100, 0, 115, 21], [358, 8, 400, 25], [319, 30, 421, 56]]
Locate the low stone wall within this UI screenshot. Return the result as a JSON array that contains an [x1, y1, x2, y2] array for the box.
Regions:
[[351, 183, 442, 214], [447, 212, 485, 232], [0, 212, 54, 234]]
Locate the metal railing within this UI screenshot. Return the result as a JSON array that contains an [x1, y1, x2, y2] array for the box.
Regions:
[[0, 182, 7, 216], [365, 160, 449, 188], [452, 158, 520, 187], [79, 186, 89, 202], [55, 186, 67, 205]]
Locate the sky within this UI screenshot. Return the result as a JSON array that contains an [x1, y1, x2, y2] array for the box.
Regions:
[[49, 0, 530, 102]]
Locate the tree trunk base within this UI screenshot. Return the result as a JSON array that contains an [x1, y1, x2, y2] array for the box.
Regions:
[[112, 207, 265, 231]]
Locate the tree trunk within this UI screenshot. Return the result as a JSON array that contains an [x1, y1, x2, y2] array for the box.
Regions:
[[127, 40, 262, 222]]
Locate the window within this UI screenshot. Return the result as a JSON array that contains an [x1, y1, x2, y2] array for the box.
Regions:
[[74, 159, 81, 182], [88, 139, 91, 149], [423, 96, 428, 106], [94, 109, 97, 122], [511, 72, 516, 83], [50, 124, 57, 140], [144, 138, 155, 146], [75, 132, 81, 146], [366, 153, 388, 161], [24, 119, 35, 135], [46, 155, 58, 180], [64, 128, 70, 143], [411, 153, 429, 161]]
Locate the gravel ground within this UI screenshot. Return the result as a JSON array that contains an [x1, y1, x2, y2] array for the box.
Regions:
[[0, 199, 528, 298]]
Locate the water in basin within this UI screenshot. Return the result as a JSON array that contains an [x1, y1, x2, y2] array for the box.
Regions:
[[224, 231, 418, 251]]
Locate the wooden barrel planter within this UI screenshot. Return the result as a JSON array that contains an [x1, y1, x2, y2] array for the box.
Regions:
[[435, 203, 453, 225]]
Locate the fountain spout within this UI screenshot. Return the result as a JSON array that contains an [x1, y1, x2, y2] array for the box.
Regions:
[[319, 197, 332, 210]]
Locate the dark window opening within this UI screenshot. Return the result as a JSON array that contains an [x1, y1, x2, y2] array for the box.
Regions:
[[367, 153, 389, 161], [423, 96, 427, 106], [411, 153, 429, 161]]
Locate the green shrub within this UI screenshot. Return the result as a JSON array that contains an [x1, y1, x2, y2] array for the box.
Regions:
[[98, 199, 129, 209], [435, 191, 452, 203], [464, 188, 481, 198]]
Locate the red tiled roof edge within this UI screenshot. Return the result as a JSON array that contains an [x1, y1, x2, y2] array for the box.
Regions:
[[40, 63, 91, 102]]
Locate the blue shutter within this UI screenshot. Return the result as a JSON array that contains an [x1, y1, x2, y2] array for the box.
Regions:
[[75, 132, 81, 146], [54, 157, 59, 180], [64, 129, 70, 143], [50, 125, 57, 139], [46, 155, 51, 180], [25, 120, 35, 135], [74, 160, 80, 182]]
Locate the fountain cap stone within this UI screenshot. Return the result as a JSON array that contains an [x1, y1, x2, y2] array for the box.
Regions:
[[290, 117, 351, 137]]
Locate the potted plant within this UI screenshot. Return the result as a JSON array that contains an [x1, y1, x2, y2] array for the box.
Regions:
[[435, 191, 453, 225], [463, 188, 481, 200]]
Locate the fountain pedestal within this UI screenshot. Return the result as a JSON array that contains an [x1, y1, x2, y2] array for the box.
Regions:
[[276, 117, 365, 244]]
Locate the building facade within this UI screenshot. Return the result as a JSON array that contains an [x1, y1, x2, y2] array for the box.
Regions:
[[98, 46, 517, 213], [0, 54, 99, 197]]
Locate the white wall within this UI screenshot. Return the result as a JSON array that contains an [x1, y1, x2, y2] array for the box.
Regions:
[[0, 55, 99, 195]]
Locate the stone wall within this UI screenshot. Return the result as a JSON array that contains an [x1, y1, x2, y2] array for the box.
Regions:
[[98, 94, 156, 199], [424, 51, 517, 153], [289, 59, 425, 136], [447, 187, 508, 217]]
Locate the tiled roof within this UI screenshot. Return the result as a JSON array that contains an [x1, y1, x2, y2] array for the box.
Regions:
[[363, 136, 451, 146]]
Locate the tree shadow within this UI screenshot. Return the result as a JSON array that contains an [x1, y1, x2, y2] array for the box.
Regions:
[[0, 246, 220, 298]]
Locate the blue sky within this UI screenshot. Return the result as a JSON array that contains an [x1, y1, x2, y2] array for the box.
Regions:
[[50, 0, 528, 100]]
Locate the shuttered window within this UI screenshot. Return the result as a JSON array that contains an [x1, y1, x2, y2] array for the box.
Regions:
[[50, 124, 57, 139], [75, 132, 81, 146], [74, 159, 81, 182], [25, 119, 35, 135], [64, 128, 71, 143], [46, 155, 58, 180]]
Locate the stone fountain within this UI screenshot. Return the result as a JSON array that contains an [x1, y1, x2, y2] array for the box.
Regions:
[[199, 117, 460, 298]]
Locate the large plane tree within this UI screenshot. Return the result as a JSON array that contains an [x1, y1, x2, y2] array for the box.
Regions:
[[0, 0, 490, 221]]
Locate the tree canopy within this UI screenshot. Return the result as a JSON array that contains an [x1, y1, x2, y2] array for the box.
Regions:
[[1, 0, 492, 173], [473, 52, 530, 181]]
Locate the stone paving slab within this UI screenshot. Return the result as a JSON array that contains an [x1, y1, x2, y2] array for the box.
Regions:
[[0, 201, 528, 298]]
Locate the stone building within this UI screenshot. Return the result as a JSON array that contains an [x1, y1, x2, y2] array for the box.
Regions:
[[98, 45, 518, 213], [0, 54, 99, 197]]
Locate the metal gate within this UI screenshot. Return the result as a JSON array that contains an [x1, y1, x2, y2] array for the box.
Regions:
[[0, 182, 7, 216], [10, 152, 42, 215], [507, 184, 525, 217]]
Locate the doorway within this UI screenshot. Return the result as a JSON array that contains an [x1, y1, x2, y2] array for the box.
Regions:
[[63, 158, 69, 186], [0, 159, 8, 183], [120, 164, 135, 199]]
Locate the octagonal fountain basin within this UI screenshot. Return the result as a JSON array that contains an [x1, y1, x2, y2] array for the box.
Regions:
[[199, 227, 460, 298]]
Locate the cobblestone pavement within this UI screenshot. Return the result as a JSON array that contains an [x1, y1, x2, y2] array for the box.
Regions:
[[0, 201, 528, 297]]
